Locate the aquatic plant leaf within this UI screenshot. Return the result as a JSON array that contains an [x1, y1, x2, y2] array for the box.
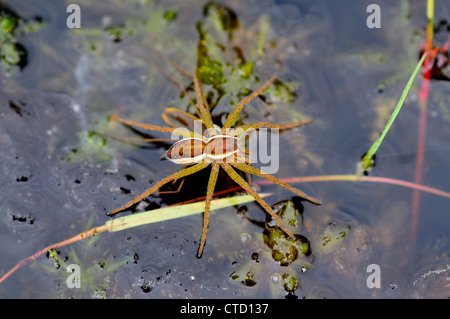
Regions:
[[105, 193, 270, 233], [163, 10, 177, 22], [0, 16, 15, 33], [282, 273, 299, 292], [315, 223, 351, 255], [360, 52, 427, 173], [0, 9, 44, 73]]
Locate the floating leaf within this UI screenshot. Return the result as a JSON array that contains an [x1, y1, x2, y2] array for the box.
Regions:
[[106, 193, 270, 232], [315, 223, 351, 255]]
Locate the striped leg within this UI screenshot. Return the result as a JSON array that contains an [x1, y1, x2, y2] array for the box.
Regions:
[[197, 162, 220, 258], [232, 162, 321, 205], [110, 114, 175, 133], [108, 162, 208, 215], [221, 163, 295, 238], [222, 76, 275, 131], [238, 119, 312, 132], [193, 73, 215, 129]]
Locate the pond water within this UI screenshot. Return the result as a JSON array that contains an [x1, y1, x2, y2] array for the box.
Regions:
[[0, 0, 449, 298]]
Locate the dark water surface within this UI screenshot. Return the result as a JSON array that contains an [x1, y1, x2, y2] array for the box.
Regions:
[[0, 0, 449, 298]]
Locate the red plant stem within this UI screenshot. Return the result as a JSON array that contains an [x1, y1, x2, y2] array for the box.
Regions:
[[411, 91, 428, 242], [0, 227, 106, 285], [176, 174, 450, 204], [411, 12, 434, 242], [255, 175, 450, 199], [1, 173, 449, 286]]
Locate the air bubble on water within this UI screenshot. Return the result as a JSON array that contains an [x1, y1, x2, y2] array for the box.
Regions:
[[240, 233, 251, 243], [72, 103, 81, 113]]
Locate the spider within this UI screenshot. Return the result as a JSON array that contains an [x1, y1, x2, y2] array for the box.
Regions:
[[108, 70, 321, 257]]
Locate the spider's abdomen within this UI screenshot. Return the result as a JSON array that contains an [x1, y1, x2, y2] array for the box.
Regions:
[[205, 135, 240, 161], [165, 138, 206, 164]]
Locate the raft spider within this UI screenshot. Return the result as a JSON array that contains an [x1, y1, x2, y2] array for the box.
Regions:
[[109, 71, 321, 257]]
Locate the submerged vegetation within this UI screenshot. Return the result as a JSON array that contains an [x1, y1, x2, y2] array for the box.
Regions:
[[230, 200, 311, 296], [42, 221, 131, 299], [0, 13, 22, 72], [0, 3, 44, 74]]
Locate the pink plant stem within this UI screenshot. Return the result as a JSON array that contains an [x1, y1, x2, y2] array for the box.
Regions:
[[0, 227, 107, 285], [1, 173, 449, 286], [411, 26, 433, 242], [255, 174, 450, 199], [411, 85, 429, 242]]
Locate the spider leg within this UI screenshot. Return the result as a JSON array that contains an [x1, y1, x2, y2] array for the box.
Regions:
[[198, 77, 211, 115], [235, 153, 252, 165], [197, 162, 220, 258], [108, 161, 208, 216], [161, 65, 215, 131], [161, 108, 204, 129], [239, 119, 313, 132], [95, 132, 177, 146], [110, 114, 175, 133], [222, 76, 275, 131], [161, 108, 206, 140], [121, 137, 177, 144], [221, 163, 295, 238], [167, 62, 212, 115], [138, 138, 177, 142], [170, 61, 194, 79], [165, 60, 209, 111], [157, 166, 187, 195], [111, 114, 196, 139], [162, 65, 211, 122], [232, 162, 321, 205], [159, 70, 201, 118], [193, 73, 215, 129]]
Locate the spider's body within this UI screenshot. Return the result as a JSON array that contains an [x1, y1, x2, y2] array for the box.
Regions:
[[165, 135, 242, 164], [109, 71, 321, 257]]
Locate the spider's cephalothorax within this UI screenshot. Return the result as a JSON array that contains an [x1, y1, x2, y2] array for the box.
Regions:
[[109, 71, 321, 258]]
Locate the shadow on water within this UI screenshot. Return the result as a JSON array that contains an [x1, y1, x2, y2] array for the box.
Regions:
[[0, 0, 449, 298]]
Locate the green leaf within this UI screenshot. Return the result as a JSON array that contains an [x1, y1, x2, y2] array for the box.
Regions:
[[360, 52, 427, 173], [2, 43, 20, 64], [0, 17, 15, 33], [105, 193, 270, 233], [163, 11, 177, 22]]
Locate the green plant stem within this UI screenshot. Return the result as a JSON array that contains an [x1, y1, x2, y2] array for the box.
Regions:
[[104, 193, 269, 232], [360, 52, 428, 172], [427, 0, 434, 51], [255, 174, 450, 200]]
